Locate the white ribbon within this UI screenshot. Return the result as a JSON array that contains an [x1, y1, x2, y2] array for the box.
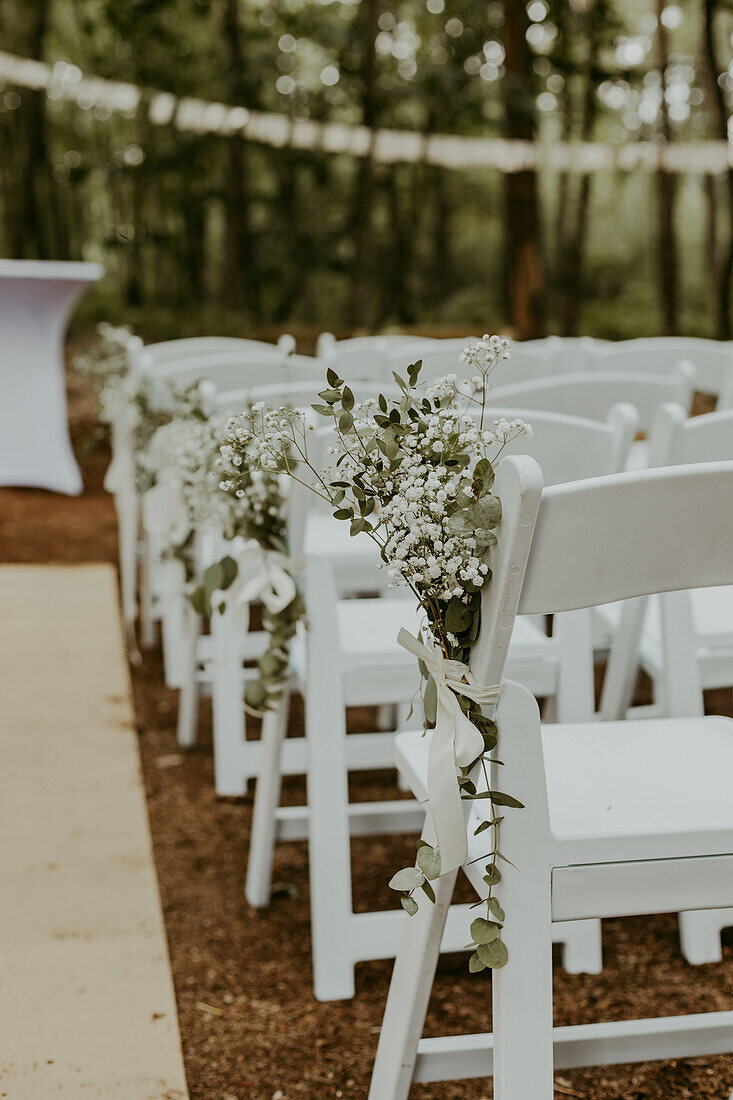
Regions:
[[103, 422, 134, 496], [231, 544, 297, 616], [397, 627, 501, 876], [142, 472, 190, 548]]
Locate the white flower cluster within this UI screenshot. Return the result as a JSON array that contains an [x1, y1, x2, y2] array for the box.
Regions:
[[378, 407, 527, 601], [459, 333, 511, 379], [215, 409, 290, 548], [215, 339, 532, 629], [98, 370, 143, 434], [143, 416, 257, 550]]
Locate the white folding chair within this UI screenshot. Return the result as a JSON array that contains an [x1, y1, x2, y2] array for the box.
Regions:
[[369, 457, 733, 1100], [601, 403, 733, 966], [587, 337, 733, 398], [382, 339, 555, 389], [136, 333, 295, 366], [244, 406, 637, 1000], [317, 333, 439, 379], [521, 335, 608, 373], [491, 364, 695, 433]]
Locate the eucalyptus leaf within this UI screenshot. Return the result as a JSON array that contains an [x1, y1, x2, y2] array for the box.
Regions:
[[487, 896, 505, 922], [490, 791, 525, 809], [421, 879, 436, 904], [468, 951, 487, 973], [219, 556, 238, 590], [416, 844, 441, 881], [477, 938, 509, 969], [203, 560, 225, 593], [388, 867, 425, 891], [190, 587, 208, 615], [470, 917, 501, 945], [400, 895, 419, 916]]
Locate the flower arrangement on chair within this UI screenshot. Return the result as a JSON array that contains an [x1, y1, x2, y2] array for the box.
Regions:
[[216, 335, 531, 972], [144, 411, 305, 715]]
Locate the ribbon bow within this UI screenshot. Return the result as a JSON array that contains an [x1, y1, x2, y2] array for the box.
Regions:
[[397, 627, 501, 876], [142, 471, 190, 548], [231, 544, 297, 616]]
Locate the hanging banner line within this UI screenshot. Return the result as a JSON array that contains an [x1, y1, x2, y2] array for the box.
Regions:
[[1, 50, 732, 174]]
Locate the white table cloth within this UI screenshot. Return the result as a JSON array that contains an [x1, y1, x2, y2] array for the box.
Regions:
[[0, 259, 103, 494]]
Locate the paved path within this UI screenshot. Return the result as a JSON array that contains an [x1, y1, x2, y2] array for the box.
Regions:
[[0, 564, 188, 1098]]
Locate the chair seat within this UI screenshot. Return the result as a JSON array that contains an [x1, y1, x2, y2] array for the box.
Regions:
[[543, 715, 733, 843], [395, 710, 733, 866]]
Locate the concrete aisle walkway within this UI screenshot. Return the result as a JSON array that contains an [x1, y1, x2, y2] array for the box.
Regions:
[[0, 565, 188, 1098]]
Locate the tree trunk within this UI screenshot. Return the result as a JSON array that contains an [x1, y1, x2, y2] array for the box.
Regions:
[[348, 0, 381, 327], [381, 163, 415, 325], [558, 5, 601, 336], [503, 0, 544, 338], [428, 164, 452, 309], [703, 0, 733, 339], [20, 0, 52, 258], [221, 0, 260, 316], [656, 0, 679, 335]]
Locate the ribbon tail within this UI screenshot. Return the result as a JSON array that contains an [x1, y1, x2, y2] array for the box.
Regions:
[[264, 565, 297, 614], [427, 699, 469, 876]]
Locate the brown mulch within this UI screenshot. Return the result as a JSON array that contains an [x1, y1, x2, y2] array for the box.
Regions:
[[1, 366, 733, 1100]]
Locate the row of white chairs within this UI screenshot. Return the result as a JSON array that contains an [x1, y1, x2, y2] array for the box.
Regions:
[[106, 333, 733, 1047], [149, 397, 733, 1000], [318, 331, 733, 398]]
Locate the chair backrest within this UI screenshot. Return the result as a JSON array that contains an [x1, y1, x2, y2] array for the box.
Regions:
[[517, 462, 733, 616], [209, 379, 401, 420], [650, 402, 733, 467], [588, 338, 733, 396], [493, 405, 637, 482], [319, 334, 442, 380], [138, 335, 295, 366], [381, 339, 554, 388], [490, 364, 695, 431], [141, 351, 322, 396], [519, 335, 607, 374], [287, 404, 635, 582], [717, 361, 733, 410]]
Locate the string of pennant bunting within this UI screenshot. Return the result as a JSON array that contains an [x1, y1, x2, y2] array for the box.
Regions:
[[1, 49, 732, 174]]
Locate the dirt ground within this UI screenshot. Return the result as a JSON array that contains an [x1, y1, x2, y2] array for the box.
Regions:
[[2, 365, 733, 1099]]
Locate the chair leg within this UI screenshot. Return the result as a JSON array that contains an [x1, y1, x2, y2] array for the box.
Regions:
[[176, 606, 202, 748], [556, 918, 603, 974], [600, 597, 648, 720], [138, 537, 156, 649], [555, 609, 595, 722], [115, 489, 140, 658], [678, 908, 729, 966], [306, 666, 355, 1001], [245, 692, 291, 909], [377, 703, 396, 731], [368, 866, 459, 1100], [161, 562, 187, 689], [492, 869, 554, 1100], [211, 603, 251, 796]]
